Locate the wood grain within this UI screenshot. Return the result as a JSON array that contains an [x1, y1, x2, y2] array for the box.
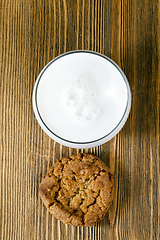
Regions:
[[0, 0, 159, 239]]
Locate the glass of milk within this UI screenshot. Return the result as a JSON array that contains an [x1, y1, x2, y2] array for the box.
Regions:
[[32, 50, 131, 149]]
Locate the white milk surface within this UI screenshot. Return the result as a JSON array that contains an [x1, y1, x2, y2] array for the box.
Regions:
[[36, 52, 128, 142]]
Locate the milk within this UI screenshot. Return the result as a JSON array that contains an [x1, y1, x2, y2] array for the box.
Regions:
[[33, 51, 131, 148], [65, 73, 99, 124]]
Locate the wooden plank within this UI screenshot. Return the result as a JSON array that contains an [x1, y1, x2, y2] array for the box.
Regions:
[[0, 0, 159, 239]]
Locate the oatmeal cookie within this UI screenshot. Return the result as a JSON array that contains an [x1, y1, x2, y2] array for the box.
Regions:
[[39, 153, 114, 226]]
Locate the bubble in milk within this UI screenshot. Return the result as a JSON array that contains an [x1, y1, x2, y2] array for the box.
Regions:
[[93, 108, 98, 114], [76, 78, 81, 83], [85, 113, 93, 121], [66, 88, 78, 100], [65, 73, 99, 124], [74, 107, 83, 117]]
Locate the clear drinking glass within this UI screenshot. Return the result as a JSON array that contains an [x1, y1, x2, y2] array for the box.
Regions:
[[32, 50, 131, 149]]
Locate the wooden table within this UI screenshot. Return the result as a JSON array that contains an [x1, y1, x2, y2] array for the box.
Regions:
[[1, 0, 159, 239]]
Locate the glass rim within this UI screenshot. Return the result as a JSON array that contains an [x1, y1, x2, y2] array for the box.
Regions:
[[33, 50, 131, 148]]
